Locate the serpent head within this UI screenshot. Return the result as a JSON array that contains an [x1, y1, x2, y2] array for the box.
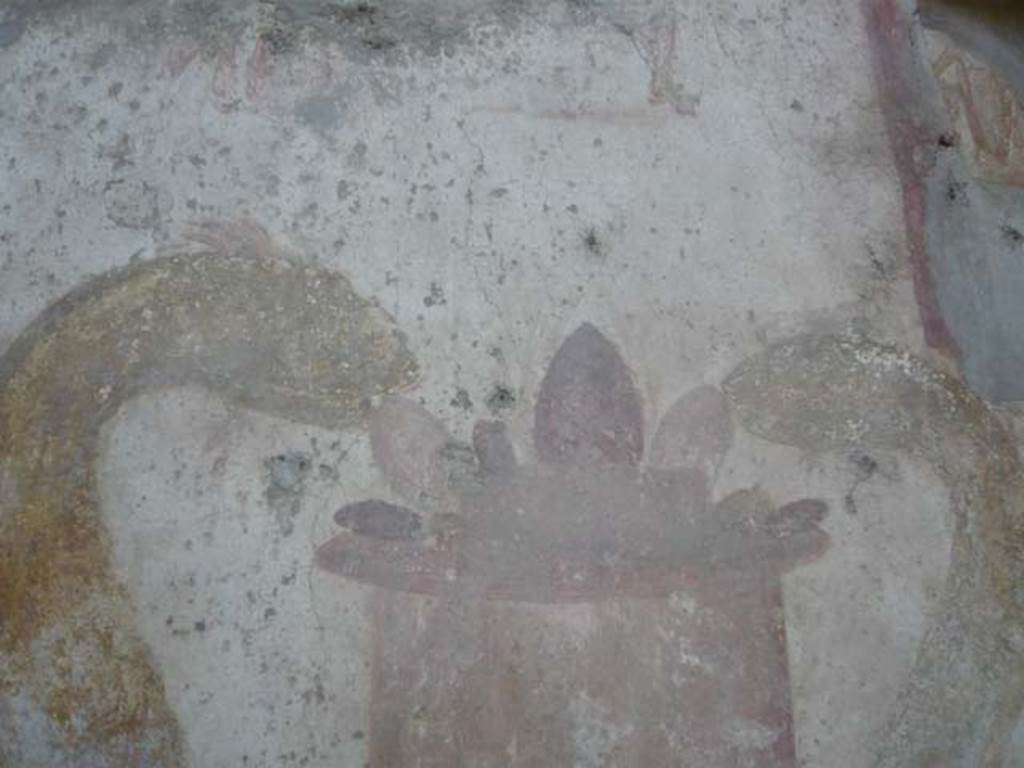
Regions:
[[155, 221, 419, 427]]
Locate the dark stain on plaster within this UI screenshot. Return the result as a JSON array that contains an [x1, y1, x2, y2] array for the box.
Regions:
[[450, 387, 473, 411], [62, 0, 650, 64], [422, 282, 446, 307], [485, 384, 515, 414], [581, 226, 604, 259], [259, 25, 297, 55], [1002, 224, 1024, 245]]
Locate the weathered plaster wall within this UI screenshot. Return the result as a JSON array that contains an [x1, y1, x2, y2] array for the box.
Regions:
[[1, 1, 1022, 766]]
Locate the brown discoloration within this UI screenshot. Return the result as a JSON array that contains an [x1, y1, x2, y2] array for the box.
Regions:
[[0, 221, 418, 765], [723, 334, 1024, 766], [931, 45, 1024, 185], [919, 0, 1024, 101], [919, 0, 1024, 187]]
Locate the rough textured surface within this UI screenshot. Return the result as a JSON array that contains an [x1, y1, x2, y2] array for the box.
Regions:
[[1, 0, 1023, 765], [0, 223, 417, 765], [869, 0, 1024, 402], [724, 334, 1024, 767]]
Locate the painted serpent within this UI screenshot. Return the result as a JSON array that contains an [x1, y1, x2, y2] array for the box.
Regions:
[[724, 335, 1024, 767], [1, 224, 1021, 765], [0, 222, 418, 766]]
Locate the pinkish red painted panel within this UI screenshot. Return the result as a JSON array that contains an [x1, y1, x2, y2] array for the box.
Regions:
[[316, 324, 829, 765], [932, 43, 1024, 186]]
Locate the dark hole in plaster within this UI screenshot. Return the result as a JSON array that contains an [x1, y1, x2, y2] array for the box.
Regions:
[[423, 282, 447, 307], [854, 453, 878, 479], [946, 176, 968, 205], [260, 26, 295, 54], [582, 227, 601, 256], [266, 452, 312, 496], [486, 385, 516, 412], [450, 388, 473, 410]]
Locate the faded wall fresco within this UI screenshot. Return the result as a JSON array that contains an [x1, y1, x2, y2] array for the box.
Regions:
[[3, 1, 1024, 765], [917, 0, 1024, 186], [930, 45, 1024, 186], [726, 335, 1024, 767], [318, 322, 828, 765], [2, 240, 1023, 764], [868, 0, 1024, 403], [0, 222, 418, 766], [314, 322, 1024, 765]]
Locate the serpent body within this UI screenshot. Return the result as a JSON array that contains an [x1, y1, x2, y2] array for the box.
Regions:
[[724, 334, 1024, 767], [0, 225, 417, 766]]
